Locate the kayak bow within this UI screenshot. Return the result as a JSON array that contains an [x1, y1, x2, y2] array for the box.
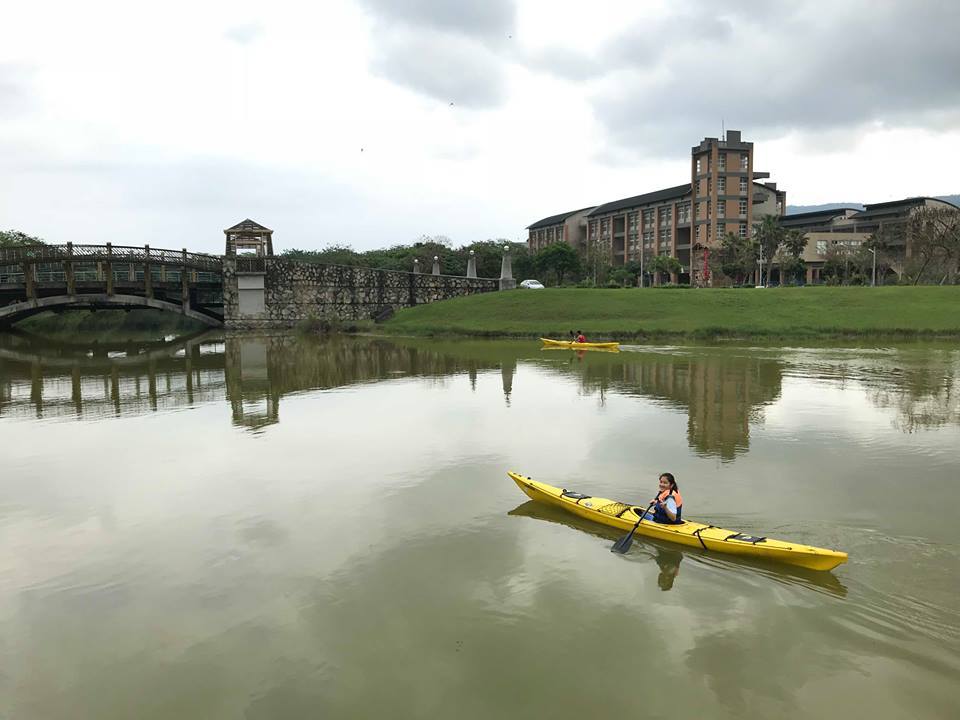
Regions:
[[508, 472, 847, 571]]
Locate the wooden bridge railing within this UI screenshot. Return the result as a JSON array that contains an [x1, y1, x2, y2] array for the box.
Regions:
[[0, 243, 224, 307], [0, 243, 223, 273]]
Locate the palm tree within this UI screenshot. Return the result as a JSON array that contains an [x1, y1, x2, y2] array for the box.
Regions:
[[752, 214, 785, 286]]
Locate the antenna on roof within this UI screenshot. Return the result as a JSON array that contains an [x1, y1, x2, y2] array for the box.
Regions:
[[721, 117, 725, 140]]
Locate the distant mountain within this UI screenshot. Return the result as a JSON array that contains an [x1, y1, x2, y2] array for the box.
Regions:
[[786, 195, 959, 215], [786, 202, 864, 214]]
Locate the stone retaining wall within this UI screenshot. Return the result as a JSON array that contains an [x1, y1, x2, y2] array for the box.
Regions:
[[223, 257, 500, 329]]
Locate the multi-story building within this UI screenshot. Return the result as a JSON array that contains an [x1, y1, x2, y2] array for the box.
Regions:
[[526, 207, 596, 254], [780, 197, 959, 283], [526, 130, 786, 285]]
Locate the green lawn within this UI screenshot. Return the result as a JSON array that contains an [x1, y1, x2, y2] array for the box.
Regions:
[[383, 286, 960, 339]]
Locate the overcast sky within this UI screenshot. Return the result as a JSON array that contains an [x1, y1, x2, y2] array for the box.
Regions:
[[3, 0, 959, 254]]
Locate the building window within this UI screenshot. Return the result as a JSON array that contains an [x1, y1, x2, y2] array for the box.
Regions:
[[706, 201, 711, 219], [738, 199, 748, 215], [643, 209, 654, 229], [707, 177, 712, 194], [716, 223, 725, 240], [643, 230, 654, 248], [719, 153, 726, 171], [696, 157, 703, 174], [816, 240, 827, 255], [678, 202, 690, 223], [660, 206, 672, 227], [739, 177, 748, 193], [718, 201, 725, 219], [740, 153, 748, 170], [739, 223, 748, 239]]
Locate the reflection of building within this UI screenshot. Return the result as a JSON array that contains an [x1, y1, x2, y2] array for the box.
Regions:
[[574, 350, 783, 460], [225, 337, 280, 431], [526, 131, 786, 286]]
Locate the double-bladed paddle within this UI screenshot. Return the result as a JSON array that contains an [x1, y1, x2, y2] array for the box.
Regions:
[[610, 499, 657, 554]]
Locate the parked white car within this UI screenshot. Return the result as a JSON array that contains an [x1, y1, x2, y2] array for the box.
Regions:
[[519, 279, 545, 289]]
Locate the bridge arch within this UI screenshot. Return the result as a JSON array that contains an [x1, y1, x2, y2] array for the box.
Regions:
[[0, 294, 222, 328]]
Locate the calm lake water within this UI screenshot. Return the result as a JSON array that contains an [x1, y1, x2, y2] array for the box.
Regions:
[[1, 331, 958, 719]]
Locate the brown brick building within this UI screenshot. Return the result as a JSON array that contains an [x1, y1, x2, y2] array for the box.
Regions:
[[526, 207, 596, 254], [527, 130, 786, 285]]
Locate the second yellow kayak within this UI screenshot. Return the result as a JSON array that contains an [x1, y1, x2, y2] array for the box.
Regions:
[[540, 338, 620, 351]]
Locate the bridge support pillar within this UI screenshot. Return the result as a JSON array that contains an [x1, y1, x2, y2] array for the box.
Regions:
[[64, 241, 75, 296], [105, 242, 114, 296], [143, 244, 153, 299], [181, 248, 190, 312], [23, 261, 36, 300]]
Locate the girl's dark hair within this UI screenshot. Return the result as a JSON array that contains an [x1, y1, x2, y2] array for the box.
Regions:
[[659, 472, 678, 490]]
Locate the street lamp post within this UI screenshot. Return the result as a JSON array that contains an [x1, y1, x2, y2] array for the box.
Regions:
[[870, 247, 877, 287]]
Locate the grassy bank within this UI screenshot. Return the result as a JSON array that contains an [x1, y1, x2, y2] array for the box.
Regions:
[[381, 286, 960, 339], [15, 309, 209, 341]]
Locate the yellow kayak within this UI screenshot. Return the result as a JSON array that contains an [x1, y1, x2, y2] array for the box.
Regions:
[[508, 472, 848, 572], [540, 338, 620, 351]]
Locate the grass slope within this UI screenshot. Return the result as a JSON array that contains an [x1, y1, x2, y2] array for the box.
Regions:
[[383, 286, 960, 338]]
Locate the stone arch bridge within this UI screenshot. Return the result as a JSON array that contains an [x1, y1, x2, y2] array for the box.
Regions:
[[0, 243, 512, 329]]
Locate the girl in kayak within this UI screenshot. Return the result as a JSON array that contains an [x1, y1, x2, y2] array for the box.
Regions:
[[644, 472, 683, 524], [575, 330, 586, 343]]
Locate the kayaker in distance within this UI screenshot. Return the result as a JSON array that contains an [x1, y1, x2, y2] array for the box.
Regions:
[[575, 330, 586, 343], [644, 472, 683, 524]]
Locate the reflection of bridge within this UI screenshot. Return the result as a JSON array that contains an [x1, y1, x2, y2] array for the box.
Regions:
[[0, 331, 227, 419], [0, 243, 224, 328], [0, 334, 515, 428]]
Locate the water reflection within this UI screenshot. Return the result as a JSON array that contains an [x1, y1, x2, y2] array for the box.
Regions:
[[2, 333, 959, 454], [0, 330, 226, 419], [553, 348, 783, 459]]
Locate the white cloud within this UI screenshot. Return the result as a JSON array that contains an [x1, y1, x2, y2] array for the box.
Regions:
[[1, 0, 958, 253]]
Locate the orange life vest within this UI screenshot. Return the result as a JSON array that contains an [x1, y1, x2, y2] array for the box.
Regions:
[[653, 488, 683, 524]]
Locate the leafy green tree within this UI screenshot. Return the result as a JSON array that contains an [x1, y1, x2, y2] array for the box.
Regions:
[[0, 230, 45, 247], [822, 245, 856, 285], [610, 260, 642, 287], [281, 236, 530, 279], [647, 255, 682, 285], [718, 232, 757, 285], [534, 242, 581, 285], [779, 255, 806, 285]]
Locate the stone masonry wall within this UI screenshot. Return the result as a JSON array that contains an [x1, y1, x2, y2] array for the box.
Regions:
[[223, 257, 500, 329]]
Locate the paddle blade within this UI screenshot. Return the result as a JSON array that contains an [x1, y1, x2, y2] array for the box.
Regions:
[[610, 529, 636, 554]]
